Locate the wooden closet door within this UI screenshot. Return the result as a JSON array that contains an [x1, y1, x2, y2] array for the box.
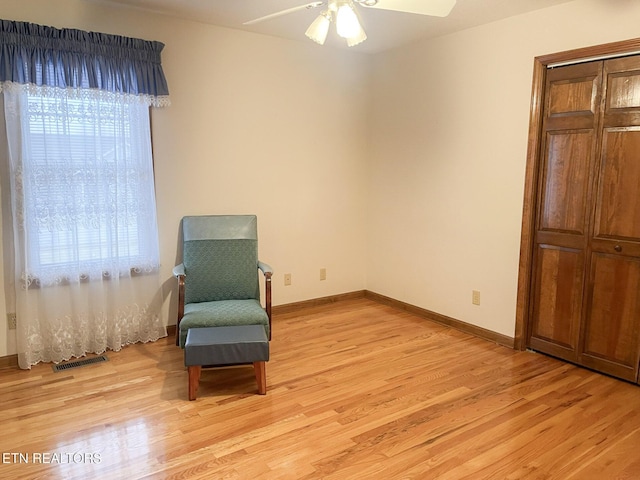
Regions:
[[579, 56, 640, 382], [528, 62, 603, 363]]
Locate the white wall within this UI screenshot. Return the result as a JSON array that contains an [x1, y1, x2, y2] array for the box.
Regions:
[[0, 0, 370, 357], [367, 0, 640, 337]]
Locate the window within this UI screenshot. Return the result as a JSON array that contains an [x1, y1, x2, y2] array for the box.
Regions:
[[11, 87, 160, 284]]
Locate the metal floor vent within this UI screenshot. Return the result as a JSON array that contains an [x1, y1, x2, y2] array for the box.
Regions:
[[52, 355, 109, 372]]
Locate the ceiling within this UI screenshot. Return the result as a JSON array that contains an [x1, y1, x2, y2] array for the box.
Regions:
[[87, 0, 575, 54]]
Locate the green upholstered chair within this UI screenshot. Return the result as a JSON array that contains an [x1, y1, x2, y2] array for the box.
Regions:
[[173, 215, 272, 347]]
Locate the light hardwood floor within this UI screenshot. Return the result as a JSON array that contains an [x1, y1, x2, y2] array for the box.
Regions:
[[1, 298, 640, 479]]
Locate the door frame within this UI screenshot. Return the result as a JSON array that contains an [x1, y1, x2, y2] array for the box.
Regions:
[[514, 37, 640, 350]]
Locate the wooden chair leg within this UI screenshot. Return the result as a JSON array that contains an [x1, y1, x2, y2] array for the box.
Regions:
[[253, 361, 267, 395], [188, 365, 201, 401]]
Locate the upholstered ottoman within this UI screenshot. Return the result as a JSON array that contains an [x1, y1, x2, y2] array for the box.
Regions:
[[184, 325, 270, 400]]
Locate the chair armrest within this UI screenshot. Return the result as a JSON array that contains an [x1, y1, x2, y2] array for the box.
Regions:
[[258, 261, 273, 340], [173, 263, 185, 345], [173, 263, 185, 277], [258, 261, 273, 277]]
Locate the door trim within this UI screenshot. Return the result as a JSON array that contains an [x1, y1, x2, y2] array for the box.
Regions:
[[515, 37, 640, 350]]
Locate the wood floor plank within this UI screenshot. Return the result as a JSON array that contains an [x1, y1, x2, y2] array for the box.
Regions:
[[1, 297, 640, 479]]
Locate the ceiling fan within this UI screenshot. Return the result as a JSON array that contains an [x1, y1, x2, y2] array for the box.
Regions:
[[243, 0, 457, 47]]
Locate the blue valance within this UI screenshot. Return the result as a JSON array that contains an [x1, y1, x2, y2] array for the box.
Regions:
[[0, 19, 169, 106]]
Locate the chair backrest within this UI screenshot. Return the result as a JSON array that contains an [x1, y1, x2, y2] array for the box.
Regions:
[[182, 215, 260, 304]]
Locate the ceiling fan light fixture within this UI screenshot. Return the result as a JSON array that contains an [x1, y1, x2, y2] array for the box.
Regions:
[[246, 0, 457, 48], [305, 10, 332, 45]]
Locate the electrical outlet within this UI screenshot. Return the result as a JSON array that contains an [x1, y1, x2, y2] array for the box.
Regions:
[[320, 268, 327, 281], [472, 290, 481, 306], [7, 313, 16, 330], [284, 273, 292, 286]]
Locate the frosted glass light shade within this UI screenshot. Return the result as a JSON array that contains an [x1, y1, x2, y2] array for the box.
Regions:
[[336, 4, 361, 38], [347, 25, 367, 47], [305, 12, 331, 45]]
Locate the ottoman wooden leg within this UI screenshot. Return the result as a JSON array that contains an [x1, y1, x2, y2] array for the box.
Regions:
[[254, 361, 267, 395], [188, 365, 201, 401]]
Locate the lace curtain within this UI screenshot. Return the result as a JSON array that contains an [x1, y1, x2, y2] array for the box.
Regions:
[[0, 20, 170, 368]]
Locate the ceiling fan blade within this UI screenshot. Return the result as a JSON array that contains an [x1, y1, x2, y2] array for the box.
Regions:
[[243, 1, 325, 25], [362, 0, 456, 17]]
